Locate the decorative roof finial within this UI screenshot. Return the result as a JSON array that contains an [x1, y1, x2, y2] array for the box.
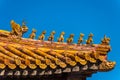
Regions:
[[48, 31, 56, 42], [86, 33, 93, 44], [10, 20, 22, 39], [21, 20, 28, 35], [38, 30, 46, 40], [29, 29, 36, 39], [101, 35, 110, 45], [77, 33, 84, 45], [67, 34, 74, 44], [57, 31, 65, 42]]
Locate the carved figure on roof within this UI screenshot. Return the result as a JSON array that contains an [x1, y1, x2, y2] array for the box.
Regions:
[[10, 20, 28, 38], [57, 32, 65, 42], [38, 30, 46, 40], [21, 20, 28, 34], [99, 61, 115, 71], [67, 34, 74, 44], [86, 33, 93, 44], [29, 29, 36, 39], [77, 33, 84, 45], [101, 35, 110, 45], [48, 31, 56, 41]]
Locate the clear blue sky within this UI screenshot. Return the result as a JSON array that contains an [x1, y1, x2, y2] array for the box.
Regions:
[[0, 0, 120, 80]]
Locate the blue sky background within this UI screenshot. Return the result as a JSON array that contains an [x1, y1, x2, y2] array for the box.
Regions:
[[0, 0, 120, 80]]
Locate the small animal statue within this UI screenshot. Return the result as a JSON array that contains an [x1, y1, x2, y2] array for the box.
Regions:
[[10, 20, 28, 38], [101, 35, 110, 45], [77, 33, 84, 45], [86, 33, 93, 44], [57, 32, 65, 42], [29, 29, 36, 39], [48, 31, 56, 42], [99, 61, 115, 71], [67, 34, 74, 44], [21, 20, 28, 35], [38, 30, 46, 40]]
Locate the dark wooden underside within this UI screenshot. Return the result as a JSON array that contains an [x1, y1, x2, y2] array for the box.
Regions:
[[0, 64, 98, 80], [0, 72, 93, 80]]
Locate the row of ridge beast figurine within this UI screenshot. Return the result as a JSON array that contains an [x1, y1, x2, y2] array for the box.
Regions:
[[10, 20, 110, 45]]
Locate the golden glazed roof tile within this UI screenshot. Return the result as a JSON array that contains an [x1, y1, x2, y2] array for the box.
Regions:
[[0, 21, 115, 75], [0, 39, 114, 70]]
